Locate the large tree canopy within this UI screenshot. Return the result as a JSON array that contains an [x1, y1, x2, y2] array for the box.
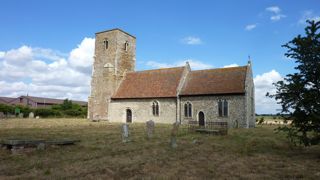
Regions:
[[270, 20, 320, 146]]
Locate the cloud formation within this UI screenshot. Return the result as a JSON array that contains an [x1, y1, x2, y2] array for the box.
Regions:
[[254, 69, 283, 114], [266, 6, 281, 14], [0, 38, 95, 101], [245, 24, 257, 31], [266, 6, 286, 22], [181, 36, 203, 45], [223, 64, 239, 68]]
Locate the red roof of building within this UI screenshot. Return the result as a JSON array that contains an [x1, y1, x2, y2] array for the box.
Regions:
[[20, 96, 87, 106], [112, 67, 185, 99], [0, 96, 87, 106], [0, 97, 16, 104], [180, 66, 247, 96]]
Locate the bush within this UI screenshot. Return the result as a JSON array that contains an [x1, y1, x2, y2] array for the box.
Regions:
[[1, 98, 87, 118], [258, 117, 264, 125], [34, 108, 62, 118], [0, 104, 15, 115]]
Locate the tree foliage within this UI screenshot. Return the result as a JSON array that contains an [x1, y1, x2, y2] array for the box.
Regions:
[[269, 20, 320, 146], [0, 99, 87, 118]]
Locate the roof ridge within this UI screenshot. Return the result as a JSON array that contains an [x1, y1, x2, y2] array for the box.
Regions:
[[191, 65, 247, 72], [95, 28, 136, 39]]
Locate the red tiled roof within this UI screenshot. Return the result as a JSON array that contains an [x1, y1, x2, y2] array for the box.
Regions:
[[180, 66, 247, 96], [112, 67, 185, 99]]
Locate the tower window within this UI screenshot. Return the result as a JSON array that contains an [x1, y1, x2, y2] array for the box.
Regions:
[[124, 41, 129, 51], [152, 101, 159, 116], [103, 39, 108, 49], [218, 100, 228, 117], [184, 102, 192, 118]]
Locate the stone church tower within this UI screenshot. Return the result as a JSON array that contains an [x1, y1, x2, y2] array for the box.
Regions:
[[88, 29, 136, 120]]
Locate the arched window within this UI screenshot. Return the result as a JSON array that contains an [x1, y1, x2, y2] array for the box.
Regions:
[[184, 103, 188, 117], [218, 100, 228, 117], [126, 109, 132, 123], [152, 101, 159, 116], [184, 102, 192, 118], [124, 41, 129, 51], [103, 39, 108, 49]]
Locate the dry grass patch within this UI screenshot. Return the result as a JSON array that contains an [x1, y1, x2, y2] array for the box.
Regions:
[[0, 118, 319, 179]]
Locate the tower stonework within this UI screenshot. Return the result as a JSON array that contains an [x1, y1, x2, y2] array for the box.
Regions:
[[88, 29, 136, 120]]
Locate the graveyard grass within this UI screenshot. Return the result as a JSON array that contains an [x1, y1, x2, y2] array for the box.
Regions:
[[0, 119, 319, 179]]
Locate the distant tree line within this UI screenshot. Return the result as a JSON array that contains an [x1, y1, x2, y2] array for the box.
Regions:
[[0, 99, 87, 118]]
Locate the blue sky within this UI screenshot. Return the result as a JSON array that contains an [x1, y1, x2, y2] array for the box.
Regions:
[[0, 0, 319, 114]]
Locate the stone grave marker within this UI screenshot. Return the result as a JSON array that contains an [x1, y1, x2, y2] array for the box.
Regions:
[[122, 123, 130, 143], [29, 112, 34, 119], [36, 116, 40, 119], [0, 112, 5, 119], [37, 143, 46, 150], [146, 120, 155, 139], [170, 122, 180, 148], [18, 113, 23, 118]]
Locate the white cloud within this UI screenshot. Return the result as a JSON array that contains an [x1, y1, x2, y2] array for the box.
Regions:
[[298, 10, 320, 25], [266, 6, 281, 14], [223, 64, 239, 68], [181, 36, 203, 45], [2, 46, 33, 66], [146, 59, 213, 70], [245, 24, 257, 31], [146, 61, 171, 69], [265, 6, 286, 22], [254, 70, 283, 114], [270, 14, 286, 21], [0, 38, 95, 101], [0, 51, 5, 58], [69, 37, 95, 74]]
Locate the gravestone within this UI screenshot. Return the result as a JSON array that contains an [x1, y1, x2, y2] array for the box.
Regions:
[[18, 113, 23, 118], [122, 123, 130, 143], [36, 116, 40, 119], [146, 120, 155, 139], [0, 112, 5, 119], [37, 143, 46, 150], [29, 112, 34, 119], [170, 122, 180, 148]]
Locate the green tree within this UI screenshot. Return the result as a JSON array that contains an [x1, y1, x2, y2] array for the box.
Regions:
[[268, 20, 320, 146], [61, 99, 73, 110]]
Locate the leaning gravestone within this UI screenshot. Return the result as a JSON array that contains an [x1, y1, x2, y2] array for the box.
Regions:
[[122, 123, 130, 143], [29, 112, 34, 119], [146, 120, 155, 139], [170, 122, 180, 148]]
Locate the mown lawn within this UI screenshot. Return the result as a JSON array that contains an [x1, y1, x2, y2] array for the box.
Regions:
[[0, 118, 319, 179]]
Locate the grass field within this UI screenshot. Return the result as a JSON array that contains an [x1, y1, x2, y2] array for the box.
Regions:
[[0, 118, 319, 179]]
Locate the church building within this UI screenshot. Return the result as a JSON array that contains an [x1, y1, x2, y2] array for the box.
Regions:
[[88, 29, 255, 128]]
